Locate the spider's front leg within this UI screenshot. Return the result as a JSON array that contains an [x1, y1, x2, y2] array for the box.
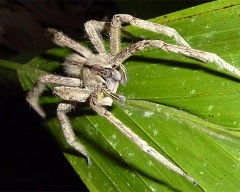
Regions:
[[47, 28, 93, 59], [57, 102, 91, 165], [84, 20, 109, 54], [54, 86, 116, 165], [112, 40, 240, 78], [27, 74, 82, 118], [110, 14, 191, 55]]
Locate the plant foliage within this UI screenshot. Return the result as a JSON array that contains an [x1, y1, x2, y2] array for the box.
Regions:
[[16, 1, 240, 191]]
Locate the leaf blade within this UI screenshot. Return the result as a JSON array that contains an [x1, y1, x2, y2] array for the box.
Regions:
[[18, 1, 240, 191]]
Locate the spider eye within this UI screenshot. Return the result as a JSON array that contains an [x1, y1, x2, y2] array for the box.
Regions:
[[101, 69, 110, 78]]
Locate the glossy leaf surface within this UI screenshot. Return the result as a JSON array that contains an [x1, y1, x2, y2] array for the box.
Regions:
[[18, 1, 240, 191]]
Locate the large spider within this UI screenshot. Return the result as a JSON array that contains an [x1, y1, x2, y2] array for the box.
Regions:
[[27, 14, 240, 185]]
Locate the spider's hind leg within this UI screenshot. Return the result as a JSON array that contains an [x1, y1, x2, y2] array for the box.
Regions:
[[27, 79, 46, 118], [27, 74, 83, 118], [89, 90, 197, 185], [57, 102, 91, 165]]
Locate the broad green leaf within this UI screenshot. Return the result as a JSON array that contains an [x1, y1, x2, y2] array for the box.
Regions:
[[17, 1, 240, 191]]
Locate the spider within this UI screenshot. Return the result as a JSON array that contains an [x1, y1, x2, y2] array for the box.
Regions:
[[27, 14, 240, 185]]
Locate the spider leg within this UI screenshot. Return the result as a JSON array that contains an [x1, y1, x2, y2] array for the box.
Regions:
[[47, 28, 93, 58], [84, 20, 143, 55], [54, 86, 115, 107], [113, 39, 240, 78], [27, 74, 82, 118], [84, 21, 109, 54], [89, 95, 197, 184], [110, 14, 191, 55], [54, 86, 92, 102], [57, 103, 91, 165], [82, 19, 130, 84]]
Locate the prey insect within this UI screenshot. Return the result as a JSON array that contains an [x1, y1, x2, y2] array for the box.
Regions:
[[27, 14, 240, 185]]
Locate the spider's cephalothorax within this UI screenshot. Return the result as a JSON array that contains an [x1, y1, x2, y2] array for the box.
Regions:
[[27, 14, 240, 185]]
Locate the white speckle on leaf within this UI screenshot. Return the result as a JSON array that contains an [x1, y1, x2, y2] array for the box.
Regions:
[[208, 105, 214, 111], [127, 93, 136, 98], [109, 141, 117, 148], [130, 172, 136, 178], [150, 186, 156, 192], [108, 134, 118, 147], [88, 172, 93, 180], [143, 111, 154, 118], [128, 152, 134, 157], [190, 89, 196, 94], [153, 129, 158, 136], [125, 109, 133, 116], [147, 160, 153, 166], [157, 107, 162, 112], [165, 112, 170, 118], [111, 134, 116, 139]]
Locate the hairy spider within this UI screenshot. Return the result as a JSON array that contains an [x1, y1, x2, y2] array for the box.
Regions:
[[27, 14, 240, 185]]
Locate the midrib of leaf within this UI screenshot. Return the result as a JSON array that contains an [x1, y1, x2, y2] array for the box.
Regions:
[[128, 90, 239, 100], [123, 99, 240, 154], [0, 59, 21, 70], [115, 99, 240, 190]]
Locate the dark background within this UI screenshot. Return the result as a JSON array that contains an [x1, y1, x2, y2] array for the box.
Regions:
[[0, 0, 212, 191]]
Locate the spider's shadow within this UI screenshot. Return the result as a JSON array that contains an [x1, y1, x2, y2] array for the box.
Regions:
[[127, 55, 240, 83]]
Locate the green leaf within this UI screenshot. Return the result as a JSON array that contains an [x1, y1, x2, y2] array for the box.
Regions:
[[18, 1, 240, 191], [0, 59, 22, 92]]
